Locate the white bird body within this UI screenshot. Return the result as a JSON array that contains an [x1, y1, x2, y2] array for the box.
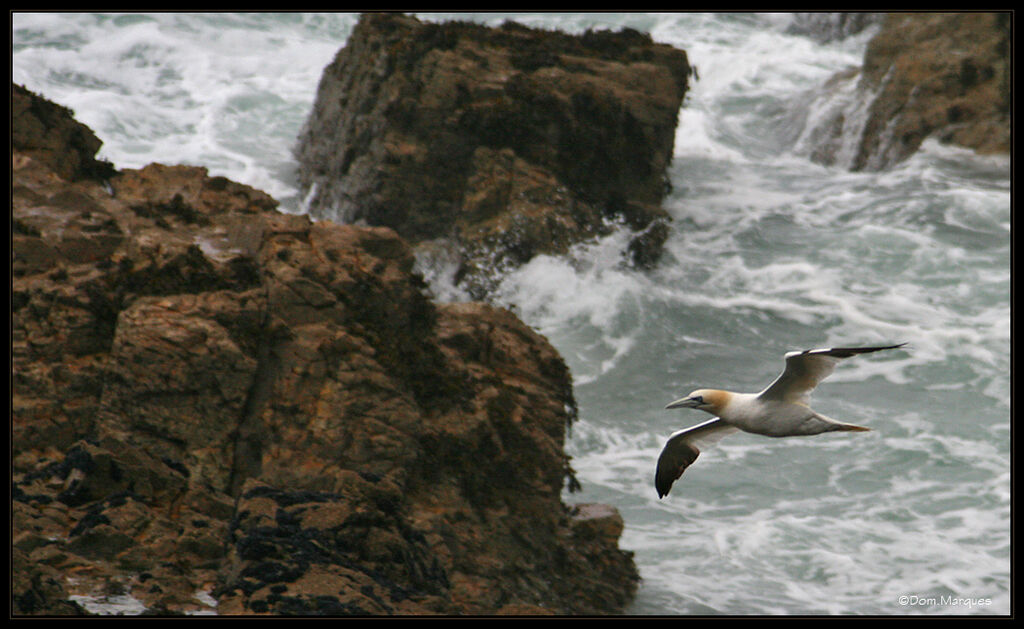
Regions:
[[656, 344, 905, 498], [692, 391, 864, 437]]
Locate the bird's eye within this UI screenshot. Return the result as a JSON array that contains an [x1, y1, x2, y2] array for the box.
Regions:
[[693, 396, 704, 404]]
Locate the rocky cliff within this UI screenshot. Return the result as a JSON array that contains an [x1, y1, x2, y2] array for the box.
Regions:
[[805, 12, 1009, 171], [294, 13, 691, 299], [12, 83, 638, 616]]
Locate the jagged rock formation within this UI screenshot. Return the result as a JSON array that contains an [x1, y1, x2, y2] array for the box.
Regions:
[[802, 12, 1010, 171], [12, 83, 118, 182], [294, 13, 690, 299], [12, 84, 638, 616]]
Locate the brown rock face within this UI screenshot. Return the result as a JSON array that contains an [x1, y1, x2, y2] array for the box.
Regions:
[[295, 13, 690, 298], [12, 86, 637, 615], [809, 12, 1010, 171], [12, 84, 117, 182]]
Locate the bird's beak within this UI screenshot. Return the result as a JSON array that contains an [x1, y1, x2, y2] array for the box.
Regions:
[[665, 396, 700, 410]]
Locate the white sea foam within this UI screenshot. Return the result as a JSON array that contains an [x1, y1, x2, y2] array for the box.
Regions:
[[491, 232, 653, 385], [13, 13, 352, 208]]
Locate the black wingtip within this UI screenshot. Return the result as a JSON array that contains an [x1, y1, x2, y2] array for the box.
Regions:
[[813, 343, 907, 358], [861, 342, 908, 354], [654, 443, 699, 500], [655, 472, 673, 499], [856, 342, 907, 354]]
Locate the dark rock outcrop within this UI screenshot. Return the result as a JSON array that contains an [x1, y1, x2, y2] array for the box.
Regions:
[[12, 83, 117, 183], [805, 12, 1010, 171], [294, 13, 690, 299], [12, 84, 638, 616]]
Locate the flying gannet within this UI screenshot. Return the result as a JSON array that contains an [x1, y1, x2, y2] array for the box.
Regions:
[[655, 344, 905, 498]]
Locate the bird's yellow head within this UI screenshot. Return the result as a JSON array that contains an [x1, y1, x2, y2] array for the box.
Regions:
[[665, 388, 730, 413]]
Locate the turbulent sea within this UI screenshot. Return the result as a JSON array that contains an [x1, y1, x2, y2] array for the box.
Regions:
[[13, 12, 1011, 616]]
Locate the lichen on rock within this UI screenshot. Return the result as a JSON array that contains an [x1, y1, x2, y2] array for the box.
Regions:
[[800, 12, 1009, 171], [12, 83, 638, 616], [294, 13, 689, 299]]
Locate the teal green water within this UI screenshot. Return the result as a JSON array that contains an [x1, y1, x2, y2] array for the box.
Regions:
[[14, 12, 1010, 615]]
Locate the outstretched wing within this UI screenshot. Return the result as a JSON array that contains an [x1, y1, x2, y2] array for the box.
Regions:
[[758, 344, 905, 404], [655, 417, 738, 498]]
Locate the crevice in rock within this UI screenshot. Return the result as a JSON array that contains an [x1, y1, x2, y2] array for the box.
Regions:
[[226, 289, 288, 499]]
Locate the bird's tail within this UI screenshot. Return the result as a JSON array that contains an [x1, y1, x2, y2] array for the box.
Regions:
[[835, 423, 871, 432], [813, 412, 871, 433]]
